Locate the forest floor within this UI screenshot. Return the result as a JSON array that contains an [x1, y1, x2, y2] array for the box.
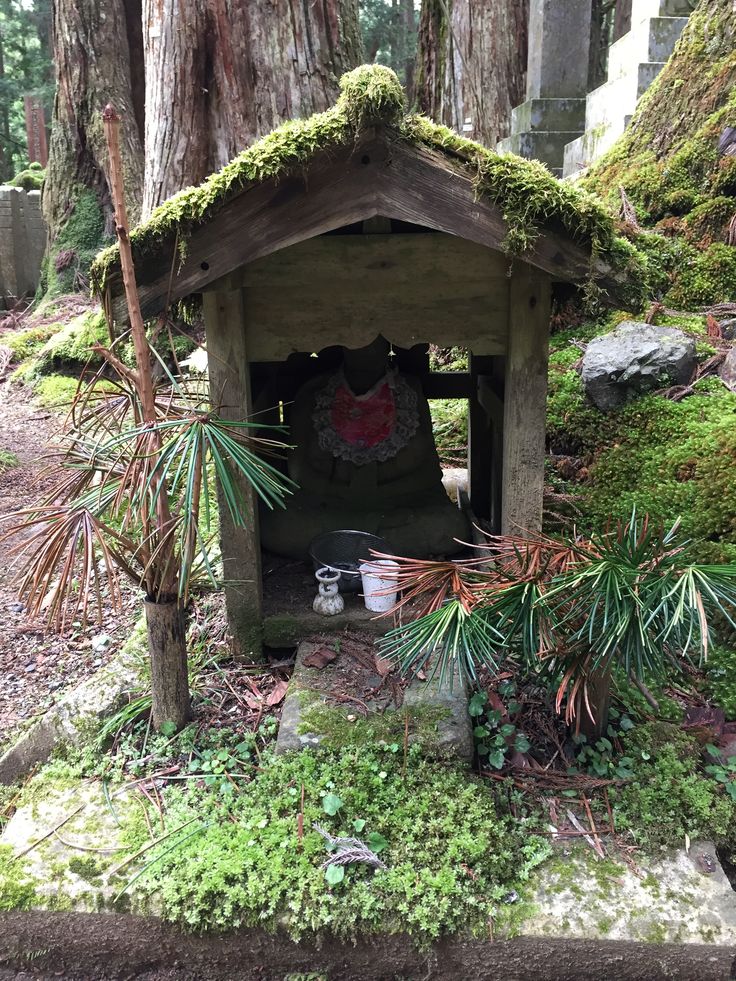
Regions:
[[0, 370, 138, 752]]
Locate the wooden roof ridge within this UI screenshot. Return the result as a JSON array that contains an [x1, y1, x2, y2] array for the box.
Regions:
[[91, 65, 648, 322]]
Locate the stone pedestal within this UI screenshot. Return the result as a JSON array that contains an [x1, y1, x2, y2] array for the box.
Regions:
[[497, 0, 591, 175], [563, 0, 692, 178], [275, 641, 473, 760]]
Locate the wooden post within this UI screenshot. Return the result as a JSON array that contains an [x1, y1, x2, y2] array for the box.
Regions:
[[501, 272, 551, 536], [468, 354, 494, 522], [203, 288, 264, 660]]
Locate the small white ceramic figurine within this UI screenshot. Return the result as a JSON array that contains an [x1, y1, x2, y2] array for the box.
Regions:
[[313, 567, 344, 616]]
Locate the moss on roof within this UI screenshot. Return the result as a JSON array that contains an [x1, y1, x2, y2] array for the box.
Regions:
[[90, 64, 646, 306]]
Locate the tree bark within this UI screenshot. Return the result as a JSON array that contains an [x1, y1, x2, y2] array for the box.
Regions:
[[144, 599, 191, 731], [415, 0, 528, 148], [43, 0, 144, 260], [613, 0, 632, 41], [578, 666, 612, 740], [142, 0, 363, 217]]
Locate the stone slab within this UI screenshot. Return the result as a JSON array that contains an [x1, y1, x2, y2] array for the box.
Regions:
[[608, 16, 689, 79], [2, 771, 735, 960], [528, 841, 736, 946], [0, 619, 147, 785], [511, 98, 586, 134], [498, 130, 582, 173], [526, 0, 592, 100], [275, 640, 473, 760]]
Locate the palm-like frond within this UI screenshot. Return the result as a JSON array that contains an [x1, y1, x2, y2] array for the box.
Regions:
[[375, 512, 736, 728], [379, 599, 505, 688]]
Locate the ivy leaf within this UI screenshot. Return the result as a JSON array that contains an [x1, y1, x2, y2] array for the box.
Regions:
[[619, 716, 635, 731], [353, 818, 366, 832], [159, 721, 177, 737], [514, 734, 531, 753], [469, 692, 487, 717], [487, 749, 506, 770], [325, 864, 345, 886], [367, 832, 388, 854], [322, 793, 343, 816]]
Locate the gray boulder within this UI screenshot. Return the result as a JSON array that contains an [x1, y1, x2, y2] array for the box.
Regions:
[[719, 318, 736, 341], [581, 321, 696, 411], [719, 346, 736, 391]]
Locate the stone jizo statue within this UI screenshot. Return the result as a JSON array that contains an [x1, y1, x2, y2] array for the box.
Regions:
[[260, 337, 470, 559]]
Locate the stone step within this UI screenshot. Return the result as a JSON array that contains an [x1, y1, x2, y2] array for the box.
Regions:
[[275, 640, 473, 760], [510, 98, 586, 135], [583, 62, 666, 133], [498, 130, 581, 174], [607, 15, 689, 81]]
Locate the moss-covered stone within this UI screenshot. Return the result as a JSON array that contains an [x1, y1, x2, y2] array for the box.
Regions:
[[9, 162, 44, 192], [581, 0, 736, 309], [17, 310, 108, 382], [90, 65, 647, 308], [298, 698, 451, 752]]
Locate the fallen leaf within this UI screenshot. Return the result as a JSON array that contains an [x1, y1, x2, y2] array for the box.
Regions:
[[266, 679, 289, 706], [303, 645, 338, 669], [374, 655, 392, 677]]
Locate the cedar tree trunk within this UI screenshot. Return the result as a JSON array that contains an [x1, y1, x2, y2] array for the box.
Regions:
[[142, 0, 363, 217], [43, 0, 144, 266], [415, 0, 528, 148]]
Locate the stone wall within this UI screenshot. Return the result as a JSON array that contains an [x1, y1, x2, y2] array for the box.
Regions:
[[0, 185, 46, 307]]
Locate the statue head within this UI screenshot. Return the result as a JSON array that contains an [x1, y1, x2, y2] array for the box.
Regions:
[[341, 336, 391, 394]]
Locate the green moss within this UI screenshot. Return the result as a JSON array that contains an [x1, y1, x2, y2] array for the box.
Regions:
[[43, 187, 107, 299], [683, 195, 736, 246], [610, 723, 736, 849], [705, 646, 736, 719], [90, 65, 646, 308], [0, 449, 19, 472], [546, 347, 736, 561], [19, 310, 108, 381], [67, 856, 103, 883], [298, 699, 451, 752], [0, 845, 38, 911], [127, 748, 550, 938], [3, 322, 58, 362], [665, 243, 736, 308], [33, 375, 80, 408], [10, 162, 45, 192]]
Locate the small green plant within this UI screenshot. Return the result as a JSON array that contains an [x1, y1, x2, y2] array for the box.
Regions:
[[469, 681, 531, 770], [704, 745, 736, 803], [0, 449, 19, 472], [570, 710, 636, 781]]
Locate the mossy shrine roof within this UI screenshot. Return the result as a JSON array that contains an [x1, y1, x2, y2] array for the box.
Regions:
[[91, 65, 647, 322]]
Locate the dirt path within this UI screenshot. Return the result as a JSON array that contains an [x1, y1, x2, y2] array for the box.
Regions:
[[0, 377, 137, 749]]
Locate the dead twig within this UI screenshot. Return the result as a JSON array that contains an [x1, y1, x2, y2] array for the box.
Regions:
[[313, 823, 387, 871]]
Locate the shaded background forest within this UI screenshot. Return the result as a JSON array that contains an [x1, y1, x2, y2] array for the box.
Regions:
[[1, 0, 637, 278]]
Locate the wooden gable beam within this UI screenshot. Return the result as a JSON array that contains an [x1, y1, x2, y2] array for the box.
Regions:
[[107, 134, 387, 323], [374, 136, 628, 302], [105, 129, 627, 323]]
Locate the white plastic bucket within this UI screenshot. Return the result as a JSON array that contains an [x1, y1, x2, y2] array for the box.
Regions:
[[359, 560, 399, 612]]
